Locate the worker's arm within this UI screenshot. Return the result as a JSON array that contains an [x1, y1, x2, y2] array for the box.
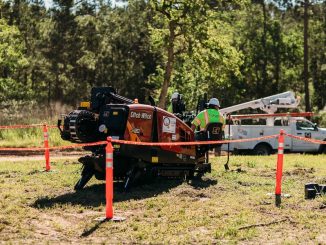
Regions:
[[191, 115, 201, 132], [219, 113, 226, 130]]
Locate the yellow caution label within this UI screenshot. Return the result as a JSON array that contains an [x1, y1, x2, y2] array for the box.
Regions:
[[80, 101, 90, 108], [151, 157, 158, 163], [113, 111, 118, 115]]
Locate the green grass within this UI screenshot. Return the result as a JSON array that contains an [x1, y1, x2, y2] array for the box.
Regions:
[[0, 154, 326, 243], [0, 126, 69, 147]]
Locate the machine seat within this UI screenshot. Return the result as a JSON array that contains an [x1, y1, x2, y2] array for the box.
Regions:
[[195, 122, 224, 154]]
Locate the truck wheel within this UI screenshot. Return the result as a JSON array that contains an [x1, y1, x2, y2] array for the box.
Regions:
[[253, 144, 271, 156], [321, 145, 326, 154]]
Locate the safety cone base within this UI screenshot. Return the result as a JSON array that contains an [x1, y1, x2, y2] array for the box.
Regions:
[[266, 193, 291, 198], [40, 169, 57, 173], [95, 216, 126, 222]]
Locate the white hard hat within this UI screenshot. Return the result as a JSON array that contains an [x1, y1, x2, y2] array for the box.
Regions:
[[171, 92, 179, 100], [208, 98, 220, 107]]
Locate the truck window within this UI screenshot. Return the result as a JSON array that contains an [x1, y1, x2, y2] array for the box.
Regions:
[[240, 119, 266, 125], [296, 120, 315, 131], [274, 119, 282, 126], [274, 118, 288, 126]]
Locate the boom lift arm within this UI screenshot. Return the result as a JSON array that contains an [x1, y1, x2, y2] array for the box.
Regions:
[[220, 91, 299, 116], [219, 91, 300, 126]]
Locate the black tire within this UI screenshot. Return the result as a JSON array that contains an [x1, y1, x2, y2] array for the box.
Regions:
[[75, 110, 98, 142], [320, 145, 326, 154], [253, 144, 271, 156]]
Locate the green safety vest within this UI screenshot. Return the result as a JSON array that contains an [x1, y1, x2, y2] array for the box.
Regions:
[[192, 109, 225, 131]]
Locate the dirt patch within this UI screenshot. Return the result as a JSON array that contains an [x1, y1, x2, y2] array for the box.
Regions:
[[316, 234, 326, 243], [171, 185, 212, 202], [253, 169, 275, 177], [0, 149, 84, 156], [30, 215, 68, 238], [0, 153, 85, 162], [29, 210, 102, 240], [284, 168, 315, 176]]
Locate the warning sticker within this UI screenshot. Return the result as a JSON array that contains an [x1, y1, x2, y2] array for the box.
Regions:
[[162, 116, 176, 133]]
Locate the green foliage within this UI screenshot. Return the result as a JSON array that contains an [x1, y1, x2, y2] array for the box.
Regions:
[[149, 0, 246, 108], [314, 111, 326, 127], [0, 19, 28, 71], [228, 3, 306, 105], [177, 12, 244, 109], [148, 0, 217, 107], [310, 2, 326, 110], [0, 0, 325, 115], [0, 19, 29, 101]]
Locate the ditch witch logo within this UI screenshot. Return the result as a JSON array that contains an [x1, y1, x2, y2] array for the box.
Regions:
[[130, 111, 152, 120], [212, 127, 221, 134]]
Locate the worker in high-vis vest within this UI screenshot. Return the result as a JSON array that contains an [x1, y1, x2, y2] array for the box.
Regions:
[[191, 98, 225, 132]]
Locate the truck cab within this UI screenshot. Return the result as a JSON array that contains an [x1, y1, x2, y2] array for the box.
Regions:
[[223, 116, 326, 154], [218, 91, 325, 155], [290, 117, 326, 152]]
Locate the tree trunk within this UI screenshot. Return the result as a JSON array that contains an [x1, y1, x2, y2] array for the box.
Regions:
[[303, 0, 311, 112], [158, 20, 175, 109]]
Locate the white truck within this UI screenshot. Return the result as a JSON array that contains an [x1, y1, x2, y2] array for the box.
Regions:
[[219, 92, 326, 155]]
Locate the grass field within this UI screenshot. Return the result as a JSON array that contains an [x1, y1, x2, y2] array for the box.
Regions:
[[0, 154, 326, 244], [0, 126, 70, 148]]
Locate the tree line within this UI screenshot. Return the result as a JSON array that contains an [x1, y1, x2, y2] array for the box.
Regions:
[[0, 0, 325, 115]]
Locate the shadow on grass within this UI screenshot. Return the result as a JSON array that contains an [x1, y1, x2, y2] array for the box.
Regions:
[[33, 184, 106, 209], [190, 178, 218, 189], [81, 219, 106, 237], [33, 177, 217, 209]]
